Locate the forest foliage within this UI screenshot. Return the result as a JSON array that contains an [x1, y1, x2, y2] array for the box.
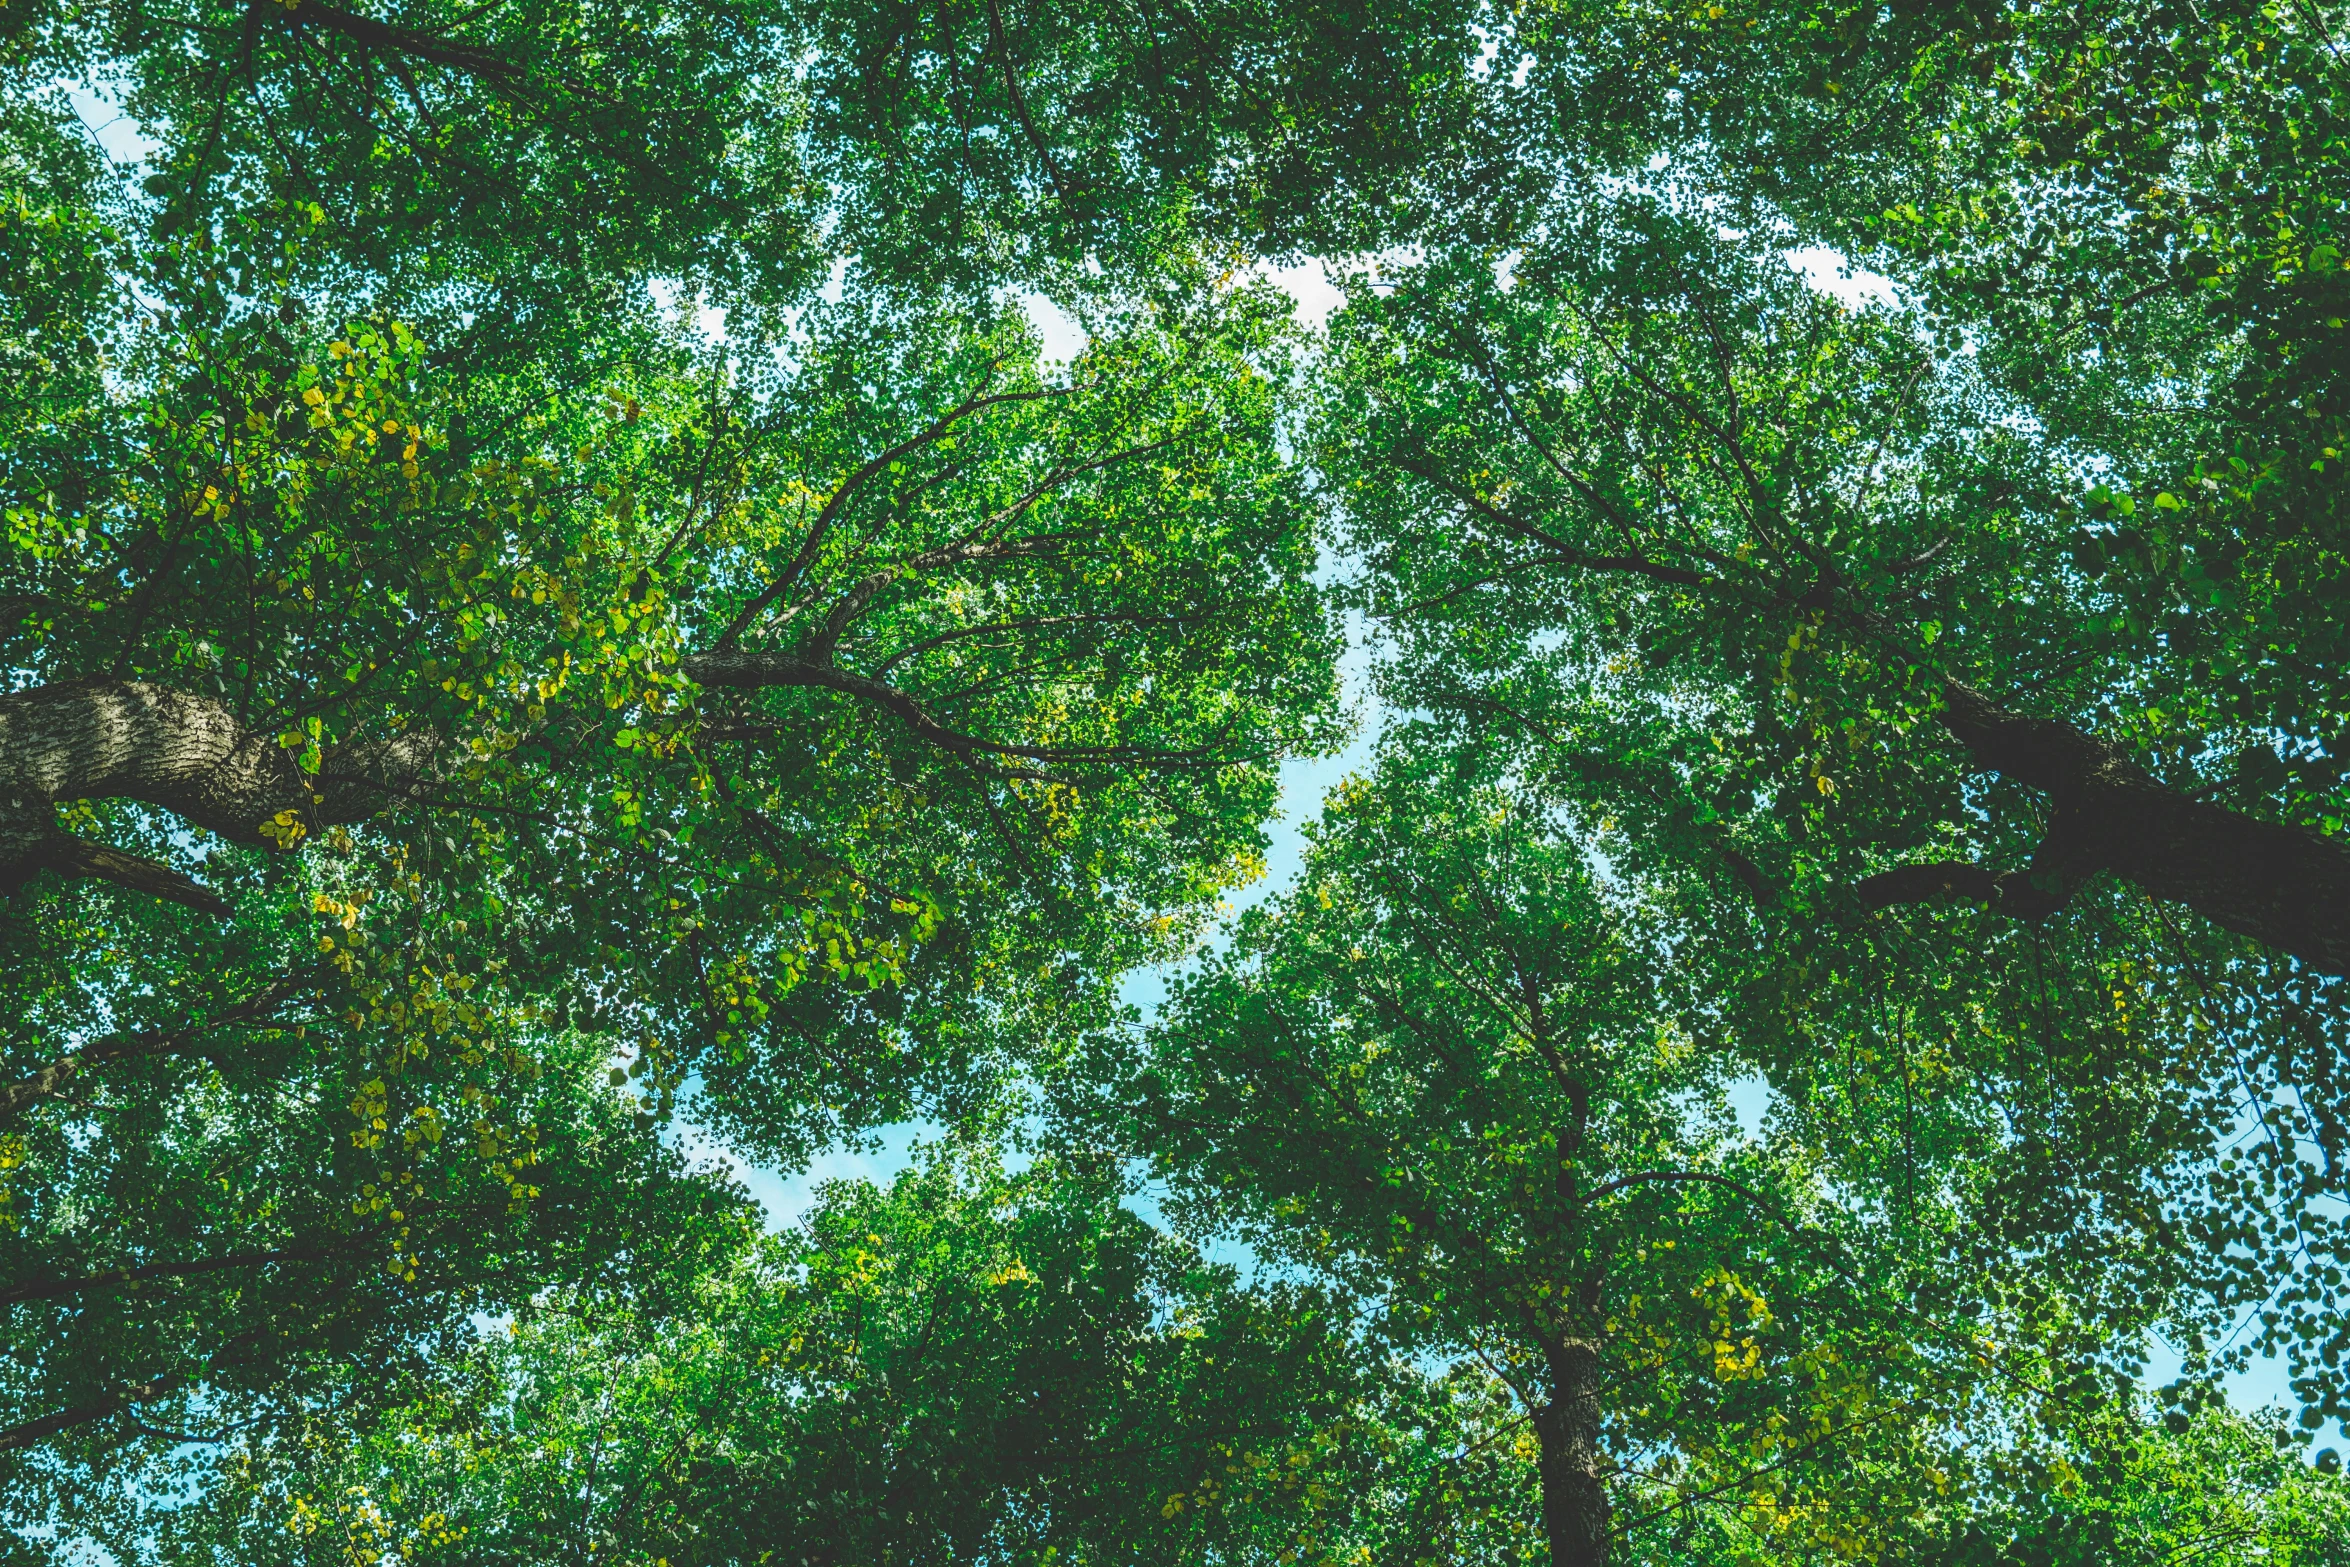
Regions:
[[5, 0, 2350, 1559]]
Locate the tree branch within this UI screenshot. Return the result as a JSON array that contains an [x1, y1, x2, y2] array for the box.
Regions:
[[714, 386, 1071, 650], [0, 1371, 189, 1453], [1854, 857, 2074, 922], [1854, 860, 2001, 911], [0, 678, 436, 912], [268, 0, 522, 83], [1, 971, 319, 1116], [1394, 458, 1709, 589], [32, 837, 230, 914], [682, 652, 1243, 769], [1921, 679, 2350, 971], [982, 0, 1078, 203]]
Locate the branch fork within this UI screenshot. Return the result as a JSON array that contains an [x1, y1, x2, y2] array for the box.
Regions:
[[0, 678, 437, 914]]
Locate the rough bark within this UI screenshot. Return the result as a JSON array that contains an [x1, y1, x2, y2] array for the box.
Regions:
[[1535, 1336, 1610, 1567], [1858, 680, 2350, 974], [0, 678, 436, 912]]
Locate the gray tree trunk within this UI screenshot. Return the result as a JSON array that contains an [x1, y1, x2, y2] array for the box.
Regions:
[[1536, 1336, 1610, 1567], [0, 678, 434, 912]]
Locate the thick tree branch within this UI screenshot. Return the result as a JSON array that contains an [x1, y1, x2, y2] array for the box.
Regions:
[[1854, 859, 2072, 921], [1857, 860, 2000, 909], [32, 837, 230, 914], [687, 652, 1018, 755], [0, 679, 437, 912], [0, 1372, 189, 1453], [1868, 680, 2350, 972]]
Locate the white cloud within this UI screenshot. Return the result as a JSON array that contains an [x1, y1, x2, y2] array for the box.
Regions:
[[1254, 258, 1349, 333], [1016, 290, 1087, 366], [1783, 245, 1902, 311]]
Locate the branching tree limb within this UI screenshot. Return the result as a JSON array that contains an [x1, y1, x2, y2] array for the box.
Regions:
[[1395, 437, 2350, 971], [0, 970, 320, 1117], [1393, 457, 1712, 590], [1862, 680, 2350, 972], [265, 0, 522, 83], [981, 0, 1079, 204], [0, 1372, 190, 1453], [714, 386, 1073, 649], [0, 679, 437, 913]]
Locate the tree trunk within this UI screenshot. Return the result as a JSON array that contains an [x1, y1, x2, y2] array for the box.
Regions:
[[0, 678, 435, 911], [1535, 1336, 1609, 1567], [1858, 680, 2350, 974]]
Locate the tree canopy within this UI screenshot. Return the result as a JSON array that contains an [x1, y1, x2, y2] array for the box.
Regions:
[[7, 0, 2350, 1558]]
